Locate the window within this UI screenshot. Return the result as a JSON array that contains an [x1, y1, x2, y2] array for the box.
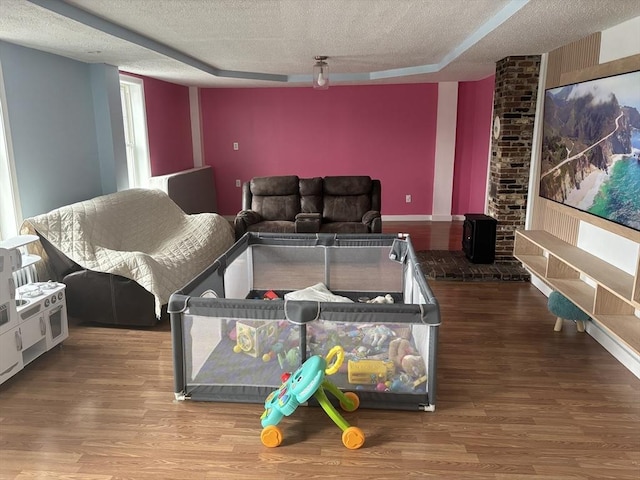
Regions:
[[0, 62, 21, 241], [119, 75, 151, 188]]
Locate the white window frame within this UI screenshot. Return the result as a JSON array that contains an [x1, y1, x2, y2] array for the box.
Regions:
[[119, 74, 151, 188], [0, 60, 22, 241]]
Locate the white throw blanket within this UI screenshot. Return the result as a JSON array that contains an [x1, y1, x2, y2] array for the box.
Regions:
[[20, 188, 235, 317]]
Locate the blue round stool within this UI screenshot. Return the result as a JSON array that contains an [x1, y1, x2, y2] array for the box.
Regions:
[[547, 291, 590, 332]]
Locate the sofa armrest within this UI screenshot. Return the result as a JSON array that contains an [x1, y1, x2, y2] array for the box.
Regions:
[[295, 212, 321, 233], [234, 210, 263, 239], [362, 210, 382, 233]]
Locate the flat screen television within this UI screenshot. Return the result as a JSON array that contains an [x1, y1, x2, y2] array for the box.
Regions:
[[539, 69, 640, 232]]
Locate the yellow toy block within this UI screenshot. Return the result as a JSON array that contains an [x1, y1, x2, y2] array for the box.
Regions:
[[347, 359, 395, 384]]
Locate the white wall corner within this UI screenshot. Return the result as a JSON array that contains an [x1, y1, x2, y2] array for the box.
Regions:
[[432, 82, 458, 220], [189, 86, 203, 168]]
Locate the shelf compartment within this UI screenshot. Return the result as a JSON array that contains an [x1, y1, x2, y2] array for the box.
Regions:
[[514, 232, 543, 256], [513, 232, 546, 277], [550, 278, 595, 314], [595, 286, 635, 316], [20, 254, 41, 269], [595, 315, 640, 356], [514, 254, 547, 277], [0, 235, 39, 250], [546, 254, 580, 280], [517, 230, 635, 303]]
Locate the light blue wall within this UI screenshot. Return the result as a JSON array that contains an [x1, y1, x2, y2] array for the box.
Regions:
[[0, 41, 124, 218]]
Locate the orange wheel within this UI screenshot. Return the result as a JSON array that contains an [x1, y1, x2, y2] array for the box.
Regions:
[[261, 425, 283, 448], [342, 426, 365, 450], [339, 391, 360, 412]]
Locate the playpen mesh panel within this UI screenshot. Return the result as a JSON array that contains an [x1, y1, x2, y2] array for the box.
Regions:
[[250, 244, 402, 294], [223, 247, 252, 299], [251, 245, 328, 291], [185, 315, 299, 389], [327, 246, 402, 293]]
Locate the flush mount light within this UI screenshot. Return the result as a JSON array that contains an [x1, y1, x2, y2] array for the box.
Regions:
[[313, 56, 329, 90]]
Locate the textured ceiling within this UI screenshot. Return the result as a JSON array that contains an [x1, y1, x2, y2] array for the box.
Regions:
[[0, 0, 639, 87]]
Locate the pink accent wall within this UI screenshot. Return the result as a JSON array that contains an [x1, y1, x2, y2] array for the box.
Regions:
[[124, 73, 194, 176], [200, 84, 439, 216], [451, 75, 495, 215]]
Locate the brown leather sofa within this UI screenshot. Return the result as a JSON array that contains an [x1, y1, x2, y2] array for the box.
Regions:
[[234, 175, 382, 239]]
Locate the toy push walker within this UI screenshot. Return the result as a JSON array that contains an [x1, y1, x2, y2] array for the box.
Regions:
[[260, 346, 365, 449]]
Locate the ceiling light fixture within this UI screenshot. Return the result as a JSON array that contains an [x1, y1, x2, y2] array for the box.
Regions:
[[313, 56, 329, 90]]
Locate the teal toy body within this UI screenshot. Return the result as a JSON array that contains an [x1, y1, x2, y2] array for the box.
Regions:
[[260, 346, 365, 449]]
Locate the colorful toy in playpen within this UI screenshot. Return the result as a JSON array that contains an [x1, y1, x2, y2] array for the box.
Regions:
[[233, 321, 280, 358], [260, 346, 365, 449]]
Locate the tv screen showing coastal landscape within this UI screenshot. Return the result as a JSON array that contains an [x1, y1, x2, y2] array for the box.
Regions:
[[539, 69, 640, 232]]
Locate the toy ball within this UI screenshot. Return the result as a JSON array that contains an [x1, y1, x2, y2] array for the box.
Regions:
[[233, 344, 242, 353], [262, 352, 273, 362], [375, 382, 387, 392]]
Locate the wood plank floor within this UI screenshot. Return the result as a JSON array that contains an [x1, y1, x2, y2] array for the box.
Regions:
[[1, 223, 638, 479]]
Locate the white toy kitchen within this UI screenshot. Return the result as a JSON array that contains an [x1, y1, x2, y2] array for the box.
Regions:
[[0, 235, 68, 385]]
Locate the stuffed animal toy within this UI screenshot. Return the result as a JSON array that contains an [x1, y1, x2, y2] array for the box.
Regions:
[[362, 324, 396, 349], [388, 337, 425, 378]]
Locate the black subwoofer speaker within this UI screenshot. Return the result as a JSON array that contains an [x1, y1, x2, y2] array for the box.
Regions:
[[462, 213, 497, 264]]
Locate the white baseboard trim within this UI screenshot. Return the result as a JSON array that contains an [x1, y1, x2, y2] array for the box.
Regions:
[[586, 320, 640, 380], [452, 214, 466, 221], [530, 273, 552, 296], [528, 272, 640, 380], [430, 214, 453, 222], [381, 215, 431, 221]]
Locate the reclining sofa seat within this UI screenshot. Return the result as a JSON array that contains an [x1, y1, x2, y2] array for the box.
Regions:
[[234, 175, 301, 239], [234, 175, 382, 239], [320, 176, 381, 234]]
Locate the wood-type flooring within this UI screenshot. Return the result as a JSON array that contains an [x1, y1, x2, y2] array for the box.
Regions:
[[0, 222, 638, 479]]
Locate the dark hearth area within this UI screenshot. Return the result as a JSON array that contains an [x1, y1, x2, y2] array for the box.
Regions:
[[416, 250, 530, 282]]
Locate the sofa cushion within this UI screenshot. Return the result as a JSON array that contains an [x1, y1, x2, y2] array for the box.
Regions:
[[322, 176, 373, 223], [323, 176, 372, 195], [250, 175, 301, 221], [247, 220, 296, 234], [252, 195, 300, 221], [299, 177, 323, 213], [250, 175, 299, 195], [319, 222, 370, 234], [323, 195, 371, 223]]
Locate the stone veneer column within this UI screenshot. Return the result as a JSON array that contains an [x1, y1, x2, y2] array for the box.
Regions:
[[488, 56, 541, 262]]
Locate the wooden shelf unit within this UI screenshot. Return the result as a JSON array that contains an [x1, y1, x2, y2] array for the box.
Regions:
[[514, 230, 640, 356]]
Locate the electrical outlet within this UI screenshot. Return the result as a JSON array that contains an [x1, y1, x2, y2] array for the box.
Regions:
[[233, 142, 239, 150], [405, 194, 412, 203], [235, 179, 241, 187]]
